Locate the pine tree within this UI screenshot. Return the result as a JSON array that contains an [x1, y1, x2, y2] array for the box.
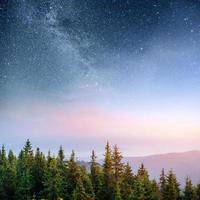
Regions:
[[112, 145, 123, 185], [23, 139, 34, 166], [0, 146, 17, 199], [75, 178, 87, 200], [137, 163, 152, 200], [8, 150, 16, 166], [43, 157, 61, 200], [0, 145, 8, 199], [16, 140, 34, 200], [57, 146, 65, 166], [66, 150, 82, 199], [159, 168, 167, 200], [150, 179, 161, 200], [132, 175, 145, 200], [165, 170, 180, 200], [184, 177, 196, 200], [0, 145, 7, 165], [24, 139, 34, 197], [72, 177, 94, 200], [138, 163, 148, 177], [2, 150, 17, 200], [101, 142, 114, 200], [16, 155, 32, 200], [32, 147, 46, 200], [120, 163, 135, 200], [57, 146, 68, 199], [90, 150, 101, 200], [80, 166, 95, 199], [47, 150, 52, 166]]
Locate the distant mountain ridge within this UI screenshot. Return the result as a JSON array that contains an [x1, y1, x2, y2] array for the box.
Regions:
[[123, 150, 200, 186], [78, 150, 200, 186]]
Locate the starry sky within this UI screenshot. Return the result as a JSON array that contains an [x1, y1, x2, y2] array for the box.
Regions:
[[1, 0, 200, 158]]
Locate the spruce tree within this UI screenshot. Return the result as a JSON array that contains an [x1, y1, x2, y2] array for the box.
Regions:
[[112, 145, 123, 184], [16, 156, 32, 200], [101, 142, 114, 200], [80, 166, 95, 200], [24, 139, 34, 196], [57, 146, 65, 166], [159, 168, 167, 200], [137, 163, 152, 200], [66, 150, 81, 199], [120, 163, 135, 200], [16, 140, 34, 200], [32, 147, 46, 200], [90, 150, 101, 200], [132, 175, 145, 200], [0, 145, 8, 199], [47, 150, 52, 166], [183, 177, 196, 200], [43, 157, 61, 200], [75, 178, 88, 200], [0, 146, 17, 199], [57, 146, 68, 200], [3, 150, 17, 200], [23, 139, 34, 167], [150, 179, 161, 200], [138, 163, 148, 177], [165, 170, 180, 200]]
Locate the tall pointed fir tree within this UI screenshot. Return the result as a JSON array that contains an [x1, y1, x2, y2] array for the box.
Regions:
[[150, 179, 161, 200], [57, 146, 65, 166], [16, 140, 34, 199], [66, 150, 82, 199], [24, 139, 34, 196], [32, 147, 46, 200], [120, 163, 135, 200], [90, 150, 101, 200], [43, 157, 61, 200], [137, 163, 152, 199], [159, 168, 167, 200], [0, 146, 17, 199], [183, 177, 196, 200], [74, 178, 91, 200], [132, 175, 145, 200], [0, 145, 8, 199], [80, 166, 95, 200], [101, 142, 114, 200], [3, 150, 17, 200], [165, 170, 180, 200], [57, 146, 68, 199], [112, 145, 123, 185]]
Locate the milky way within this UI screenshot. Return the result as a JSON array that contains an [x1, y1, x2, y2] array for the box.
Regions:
[[1, 0, 200, 156]]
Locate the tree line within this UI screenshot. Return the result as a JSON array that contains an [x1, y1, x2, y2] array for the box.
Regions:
[[0, 139, 199, 200]]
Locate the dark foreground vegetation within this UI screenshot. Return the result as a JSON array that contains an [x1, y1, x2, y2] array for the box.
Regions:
[[0, 140, 199, 200]]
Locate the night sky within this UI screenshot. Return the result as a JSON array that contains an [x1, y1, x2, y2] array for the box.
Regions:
[[1, 0, 200, 158]]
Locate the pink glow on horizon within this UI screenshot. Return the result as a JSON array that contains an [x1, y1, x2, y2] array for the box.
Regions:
[[2, 102, 200, 144]]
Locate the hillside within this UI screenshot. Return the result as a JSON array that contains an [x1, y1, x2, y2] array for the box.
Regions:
[[124, 150, 200, 186]]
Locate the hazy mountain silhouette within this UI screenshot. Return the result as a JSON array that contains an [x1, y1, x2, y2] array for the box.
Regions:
[[124, 150, 200, 186]]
